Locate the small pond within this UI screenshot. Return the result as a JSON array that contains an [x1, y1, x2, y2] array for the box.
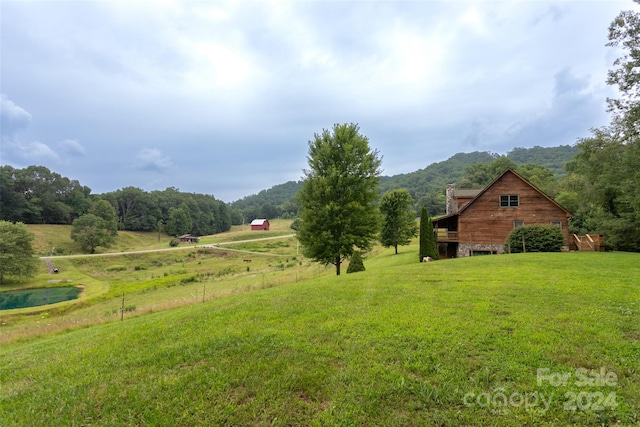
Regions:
[[0, 287, 82, 310]]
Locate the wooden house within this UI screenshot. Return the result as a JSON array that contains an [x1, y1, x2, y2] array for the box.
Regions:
[[250, 219, 270, 231], [433, 168, 572, 258]]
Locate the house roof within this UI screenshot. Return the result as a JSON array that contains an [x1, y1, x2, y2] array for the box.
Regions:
[[250, 219, 269, 226], [434, 168, 572, 223], [454, 188, 482, 198], [456, 168, 573, 216]]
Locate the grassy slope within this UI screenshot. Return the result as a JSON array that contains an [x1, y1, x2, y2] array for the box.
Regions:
[[27, 224, 175, 256], [1, 250, 639, 426], [26, 219, 295, 256]]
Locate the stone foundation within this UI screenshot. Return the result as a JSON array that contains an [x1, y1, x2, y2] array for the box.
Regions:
[[458, 243, 505, 257]]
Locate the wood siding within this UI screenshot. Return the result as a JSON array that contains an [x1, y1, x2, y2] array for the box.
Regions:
[[458, 171, 570, 248]]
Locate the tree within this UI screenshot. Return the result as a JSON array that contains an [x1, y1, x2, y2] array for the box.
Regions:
[[89, 199, 118, 236], [379, 189, 418, 254], [504, 225, 564, 253], [296, 123, 382, 275], [607, 1, 640, 137], [0, 221, 39, 286], [419, 207, 438, 261], [70, 214, 115, 253], [166, 204, 193, 237], [458, 157, 518, 189], [346, 251, 365, 273], [516, 164, 559, 198], [261, 202, 279, 219], [562, 126, 640, 250]]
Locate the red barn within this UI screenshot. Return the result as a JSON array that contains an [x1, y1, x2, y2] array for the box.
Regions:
[[250, 219, 270, 231]]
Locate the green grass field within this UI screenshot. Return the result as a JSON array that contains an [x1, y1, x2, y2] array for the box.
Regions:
[[1, 238, 638, 425]]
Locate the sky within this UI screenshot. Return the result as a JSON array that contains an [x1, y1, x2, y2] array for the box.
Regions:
[[1, 1, 636, 202]]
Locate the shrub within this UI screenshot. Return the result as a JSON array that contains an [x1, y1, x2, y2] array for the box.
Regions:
[[347, 251, 365, 273], [169, 238, 180, 247], [180, 275, 197, 284], [106, 265, 126, 272], [504, 225, 565, 253]]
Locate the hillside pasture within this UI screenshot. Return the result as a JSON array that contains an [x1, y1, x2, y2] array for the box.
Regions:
[[0, 233, 324, 343], [1, 250, 639, 426], [27, 224, 175, 256]]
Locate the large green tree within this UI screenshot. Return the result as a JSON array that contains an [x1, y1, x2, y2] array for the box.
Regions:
[[419, 207, 438, 261], [562, 127, 640, 250], [166, 204, 193, 237], [296, 123, 382, 275], [379, 189, 418, 254], [0, 221, 39, 285], [70, 214, 115, 253], [607, 0, 640, 136], [89, 199, 118, 236], [554, 2, 640, 251]]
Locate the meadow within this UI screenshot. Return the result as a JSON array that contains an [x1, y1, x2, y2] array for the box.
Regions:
[[0, 226, 639, 425]]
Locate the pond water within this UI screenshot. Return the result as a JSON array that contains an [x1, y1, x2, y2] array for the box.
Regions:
[[0, 287, 82, 310]]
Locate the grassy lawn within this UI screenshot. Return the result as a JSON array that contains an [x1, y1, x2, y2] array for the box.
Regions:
[[1, 248, 638, 426]]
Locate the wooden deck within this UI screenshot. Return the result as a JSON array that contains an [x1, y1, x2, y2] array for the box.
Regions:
[[436, 229, 459, 242]]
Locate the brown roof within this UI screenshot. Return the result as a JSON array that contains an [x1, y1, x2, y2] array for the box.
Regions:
[[454, 188, 482, 198]]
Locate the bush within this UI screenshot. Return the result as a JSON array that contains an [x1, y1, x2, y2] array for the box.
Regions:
[[169, 238, 180, 247], [347, 251, 365, 273], [505, 225, 564, 253]]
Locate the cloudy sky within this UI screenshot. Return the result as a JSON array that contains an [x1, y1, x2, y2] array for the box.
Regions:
[[1, 1, 635, 202]]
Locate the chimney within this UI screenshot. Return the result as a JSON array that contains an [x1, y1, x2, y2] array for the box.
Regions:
[[446, 184, 455, 215]]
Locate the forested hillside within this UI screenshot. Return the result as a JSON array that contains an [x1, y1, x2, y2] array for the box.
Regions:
[[232, 145, 578, 219]]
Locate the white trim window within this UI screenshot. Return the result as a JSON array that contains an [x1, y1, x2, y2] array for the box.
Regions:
[[514, 221, 524, 228]]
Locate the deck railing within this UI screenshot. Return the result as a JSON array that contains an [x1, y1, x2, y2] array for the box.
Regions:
[[573, 234, 605, 251], [436, 230, 458, 242]]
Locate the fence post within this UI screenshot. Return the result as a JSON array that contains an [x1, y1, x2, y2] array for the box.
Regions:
[[121, 292, 125, 321]]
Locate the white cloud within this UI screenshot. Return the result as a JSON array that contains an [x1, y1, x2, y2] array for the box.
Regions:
[[0, 1, 631, 200], [59, 139, 86, 156], [134, 148, 173, 172], [5, 140, 59, 163], [0, 93, 32, 134]]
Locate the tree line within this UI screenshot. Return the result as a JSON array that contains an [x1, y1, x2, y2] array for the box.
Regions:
[[0, 165, 232, 236]]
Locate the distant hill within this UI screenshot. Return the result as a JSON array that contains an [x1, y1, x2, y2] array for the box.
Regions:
[[230, 145, 579, 218], [505, 145, 578, 177]]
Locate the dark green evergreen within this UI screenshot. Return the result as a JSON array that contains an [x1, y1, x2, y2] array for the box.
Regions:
[[419, 207, 438, 261], [346, 251, 366, 273]]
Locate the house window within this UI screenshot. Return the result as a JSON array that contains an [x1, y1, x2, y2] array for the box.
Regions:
[[500, 195, 519, 207], [514, 221, 524, 228], [550, 221, 562, 229]]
